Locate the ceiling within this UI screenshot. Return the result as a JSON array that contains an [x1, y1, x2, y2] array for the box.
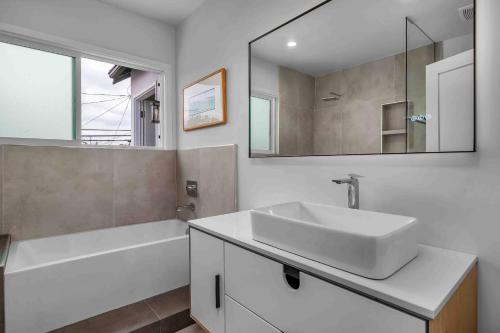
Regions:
[[252, 0, 474, 76], [99, 0, 206, 25]]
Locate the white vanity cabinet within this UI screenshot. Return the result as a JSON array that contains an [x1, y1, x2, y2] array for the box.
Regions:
[[189, 211, 478, 333], [225, 296, 281, 333], [224, 243, 426, 333], [190, 229, 426, 333], [190, 229, 225, 333]]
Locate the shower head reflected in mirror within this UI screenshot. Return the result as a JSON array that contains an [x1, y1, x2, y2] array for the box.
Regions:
[[321, 92, 343, 101]]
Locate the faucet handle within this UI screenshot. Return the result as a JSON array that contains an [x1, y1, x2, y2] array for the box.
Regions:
[[348, 173, 363, 179]]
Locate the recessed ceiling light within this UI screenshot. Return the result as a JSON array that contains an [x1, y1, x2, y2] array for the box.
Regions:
[[287, 41, 297, 48]]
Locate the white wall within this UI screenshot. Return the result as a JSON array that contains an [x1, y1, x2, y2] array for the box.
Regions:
[[0, 0, 175, 64], [176, 0, 500, 331], [0, 0, 177, 149], [441, 33, 474, 59], [251, 56, 279, 96]]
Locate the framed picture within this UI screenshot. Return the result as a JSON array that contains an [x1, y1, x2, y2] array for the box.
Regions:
[[183, 68, 227, 131]]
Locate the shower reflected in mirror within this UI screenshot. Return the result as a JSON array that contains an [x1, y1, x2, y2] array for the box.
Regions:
[[249, 0, 475, 157]]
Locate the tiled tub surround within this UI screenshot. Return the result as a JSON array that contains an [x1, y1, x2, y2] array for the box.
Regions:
[[176, 145, 238, 220], [5, 220, 189, 333], [0, 144, 239, 240], [0, 145, 177, 240], [0, 143, 238, 332]]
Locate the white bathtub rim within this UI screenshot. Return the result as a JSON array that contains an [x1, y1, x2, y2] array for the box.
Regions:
[[6, 234, 189, 275], [8, 219, 187, 249]]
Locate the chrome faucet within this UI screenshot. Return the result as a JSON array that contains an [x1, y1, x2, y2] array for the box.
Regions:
[[332, 174, 363, 209], [176, 203, 195, 213]]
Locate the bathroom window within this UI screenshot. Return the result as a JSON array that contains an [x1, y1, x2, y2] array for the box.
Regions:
[[250, 93, 277, 155], [0, 41, 76, 140], [81, 58, 161, 146], [0, 35, 168, 147]]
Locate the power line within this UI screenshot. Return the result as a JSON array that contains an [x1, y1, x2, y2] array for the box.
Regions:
[[82, 96, 127, 105], [82, 92, 130, 97], [82, 97, 130, 126], [113, 98, 131, 140], [81, 128, 131, 132]]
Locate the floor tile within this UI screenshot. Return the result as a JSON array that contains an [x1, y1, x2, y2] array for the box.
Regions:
[[175, 324, 206, 333], [145, 286, 190, 320], [52, 301, 158, 333]]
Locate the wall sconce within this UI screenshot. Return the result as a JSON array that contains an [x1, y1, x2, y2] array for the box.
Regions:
[[152, 101, 160, 124]]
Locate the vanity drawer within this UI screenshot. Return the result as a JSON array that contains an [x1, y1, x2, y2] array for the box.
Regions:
[[224, 243, 426, 333], [225, 296, 281, 333]]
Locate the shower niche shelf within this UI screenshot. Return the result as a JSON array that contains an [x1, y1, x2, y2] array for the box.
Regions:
[[381, 101, 408, 154], [382, 129, 407, 135]]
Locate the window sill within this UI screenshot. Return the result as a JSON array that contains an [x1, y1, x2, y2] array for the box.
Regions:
[[0, 138, 169, 151]]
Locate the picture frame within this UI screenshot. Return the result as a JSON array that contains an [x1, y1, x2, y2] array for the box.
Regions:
[[183, 68, 227, 131]]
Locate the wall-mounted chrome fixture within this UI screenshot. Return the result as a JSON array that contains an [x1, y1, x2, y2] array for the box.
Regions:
[[332, 174, 363, 209], [186, 180, 198, 197], [321, 92, 342, 102], [176, 203, 195, 213]]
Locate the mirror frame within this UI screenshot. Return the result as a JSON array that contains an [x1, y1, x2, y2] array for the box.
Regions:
[[248, 0, 476, 158]]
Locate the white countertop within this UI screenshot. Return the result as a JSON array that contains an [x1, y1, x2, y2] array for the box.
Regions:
[[188, 210, 477, 320]]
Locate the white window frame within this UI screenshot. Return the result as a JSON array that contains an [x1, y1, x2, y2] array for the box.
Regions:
[[132, 82, 159, 147], [250, 91, 279, 156], [0, 23, 176, 150]]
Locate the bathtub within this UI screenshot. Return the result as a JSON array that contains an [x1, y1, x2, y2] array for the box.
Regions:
[[5, 219, 189, 333]]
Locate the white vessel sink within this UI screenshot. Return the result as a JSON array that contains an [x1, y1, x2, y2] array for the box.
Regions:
[[250, 202, 419, 279]]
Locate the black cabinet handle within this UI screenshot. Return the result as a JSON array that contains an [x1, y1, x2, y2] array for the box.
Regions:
[[283, 265, 300, 290], [215, 274, 221, 309]]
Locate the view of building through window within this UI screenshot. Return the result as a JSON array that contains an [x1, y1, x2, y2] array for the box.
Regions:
[[81, 58, 161, 146], [81, 58, 132, 145]]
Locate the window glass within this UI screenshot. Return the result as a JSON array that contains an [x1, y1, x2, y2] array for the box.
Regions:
[[0, 41, 75, 140], [81, 58, 161, 147], [250, 96, 273, 152], [81, 58, 131, 145]]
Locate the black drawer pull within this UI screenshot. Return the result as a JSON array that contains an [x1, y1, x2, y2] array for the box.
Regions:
[[283, 265, 300, 290], [215, 274, 221, 309]]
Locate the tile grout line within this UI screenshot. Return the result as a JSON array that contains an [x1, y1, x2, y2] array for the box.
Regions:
[[1, 146, 4, 235], [174, 150, 179, 217], [143, 299, 162, 321]]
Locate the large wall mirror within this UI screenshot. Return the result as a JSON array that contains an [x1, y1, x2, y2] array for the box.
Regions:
[[249, 0, 475, 157]]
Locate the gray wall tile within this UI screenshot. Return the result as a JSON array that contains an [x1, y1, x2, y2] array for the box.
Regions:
[[313, 107, 342, 155], [177, 145, 237, 220], [1, 144, 234, 240], [279, 67, 315, 156], [313, 53, 409, 155], [407, 45, 435, 152], [281, 49, 433, 155], [278, 104, 298, 156], [113, 149, 177, 226], [198, 145, 237, 218], [3, 146, 114, 240], [1, 145, 178, 240], [176, 148, 200, 210]]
